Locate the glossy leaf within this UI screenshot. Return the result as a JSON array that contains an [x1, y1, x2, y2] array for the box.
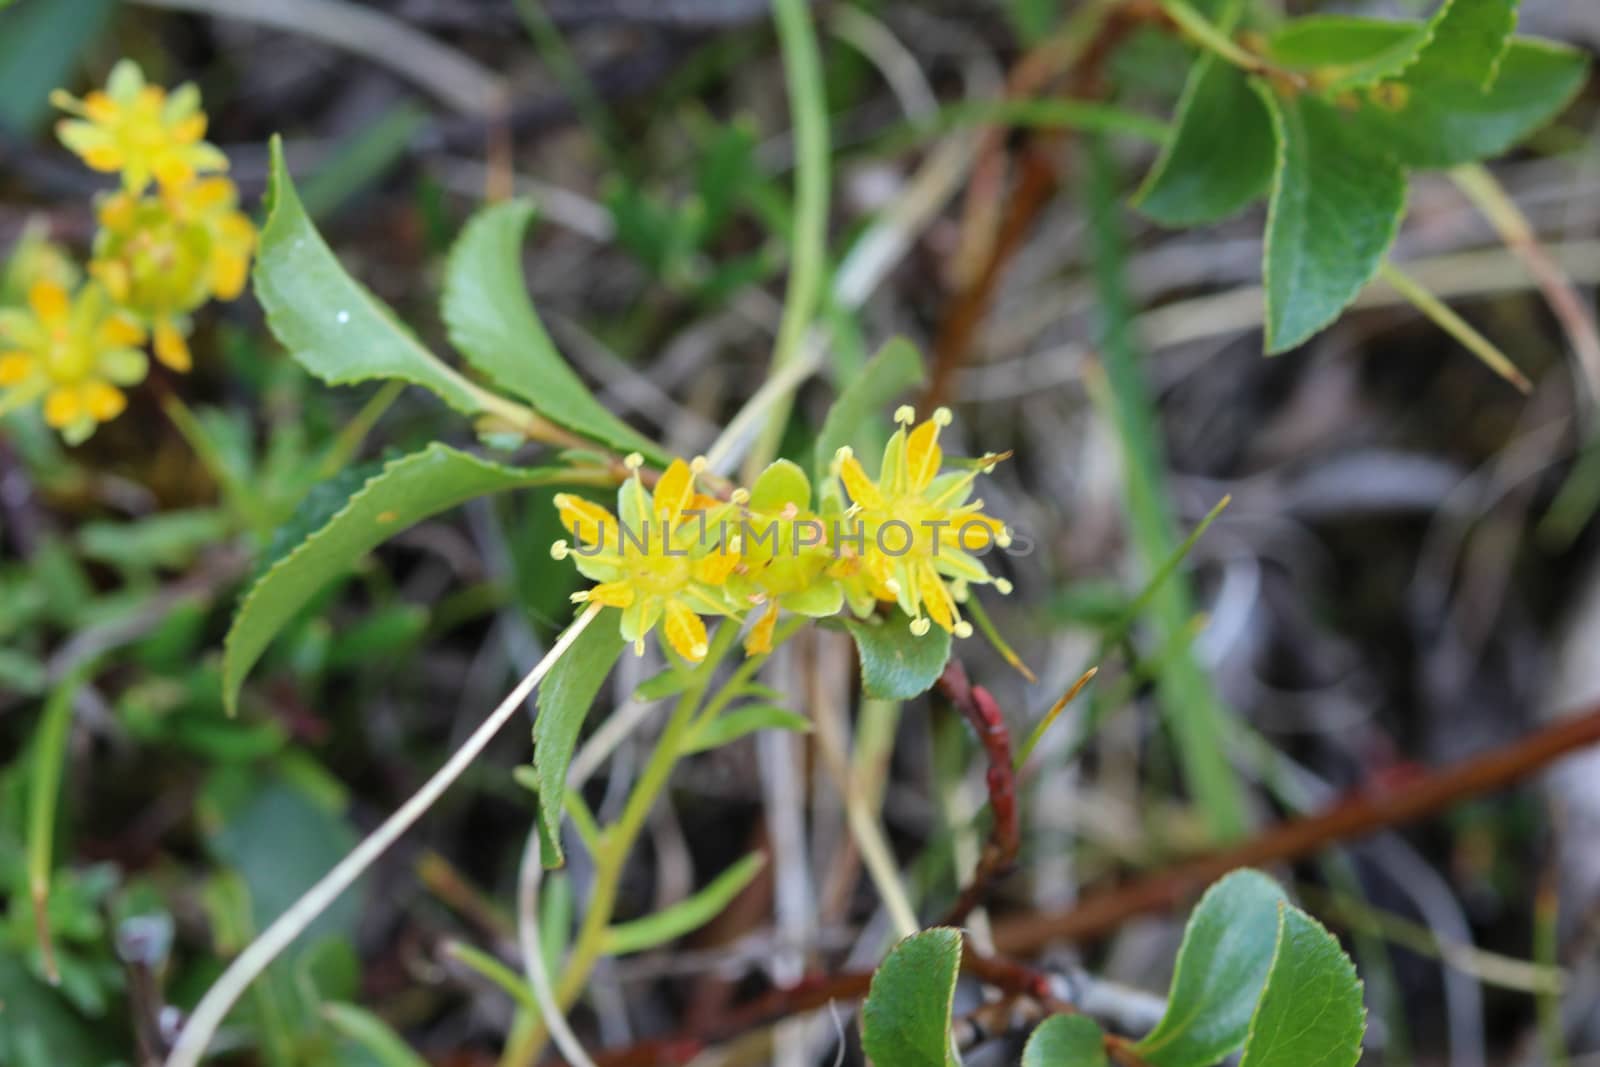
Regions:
[[602, 853, 766, 954], [1254, 85, 1406, 354], [257, 137, 486, 415], [813, 338, 925, 484], [1134, 869, 1287, 1067], [840, 609, 953, 701], [860, 927, 963, 1067], [441, 199, 665, 462], [1135, 56, 1274, 225], [1406, 0, 1520, 88], [1022, 1015, 1109, 1067], [1239, 906, 1366, 1067], [685, 704, 812, 754], [533, 614, 626, 867], [223, 444, 568, 713]]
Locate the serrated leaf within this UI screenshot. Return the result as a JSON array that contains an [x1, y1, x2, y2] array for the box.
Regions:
[[602, 853, 766, 954], [223, 444, 568, 714], [1022, 1015, 1109, 1067], [1354, 40, 1587, 170], [441, 200, 666, 463], [257, 137, 485, 415], [533, 615, 626, 867], [1134, 56, 1275, 225], [840, 609, 952, 701], [685, 704, 811, 753], [1254, 85, 1406, 354], [813, 338, 925, 484], [861, 927, 963, 1067], [1134, 869, 1287, 1067], [1269, 0, 1518, 93], [1406, 0, 1520, 89], [1240, 905, 1366, 1067]]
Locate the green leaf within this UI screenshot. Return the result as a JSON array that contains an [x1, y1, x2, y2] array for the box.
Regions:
[[256, 137, 486, 416], [860, 927, 963, 1067], [1134, 869, 1287, 1067], [1406, 0, 1520, 88], [322, 1003, 431, 1067], [633, 667, 692, 702], [839, 609, 952, 701], [813, 338, 925, 484], [1239, 906, 1366, 1067], [1353, 40, 1587, 170], [533, 614, 626, 867], [1253, 85, 1407, 354], [441, 199, 666, 463], [602, 853, 766, 955], [0, 0, 116, 134], [685, 704, 812, 754], [1134, 56, 1275, 226], [1022, 1015, 1109, 1067], [748, 458, 813, 513], [223, 444, 569, 714]]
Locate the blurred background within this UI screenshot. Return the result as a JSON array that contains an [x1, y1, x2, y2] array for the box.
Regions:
[[3, 0, 1600, 1064]]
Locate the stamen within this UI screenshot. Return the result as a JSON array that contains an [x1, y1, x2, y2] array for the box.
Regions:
[[833, 445, 854, 465], [570, 590, 590, 603], [932, 406, 953, 427], [894, 405, 916, 425], [954, 621, 974, 639], [996, 529, 1013, 549], [730, 487, 750, 505], [884, 578, 902, 595], [994, 578, 1014, 595], [624, 452, 644, 471], [550, 539, 570, 560], [690, 455, 708, 474], [909, 616, 932, 637]]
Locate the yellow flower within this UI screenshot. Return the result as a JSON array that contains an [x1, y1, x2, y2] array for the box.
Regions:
[[0, 280, 148, 444], [1, 223, 80, 305], [551, 456, 740, 663], [90, 177, 257, 372], [733, 459, 844, 655], [52, 60, 228, 194], [831, 406, 1012, 638]]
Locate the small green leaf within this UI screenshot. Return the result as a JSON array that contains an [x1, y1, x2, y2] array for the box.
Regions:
[[1134, 57, 1275, 226], [602, 853, 766, 955], [441, 200, 666, 462], [1134, 869, 1287, 1067], [1022, 1015, 1109, 1067], [1240, 905, 1366, 1067], [1353, 40, 1587, 170], [256, 137, 486, 416], [322, 1003, 431, 1067], [861, 927, 963, 1067], [223, 444, 568, 714], [840, 609, 952, 701], [1254, 85, 1406, 354], [748, 458, 813, 513], [813, 338, 925, 484], [685, 704, 812, 754], [1406, 0, 1520, 88], [533, 615, 626, 867], [633, 667, 692, 702]]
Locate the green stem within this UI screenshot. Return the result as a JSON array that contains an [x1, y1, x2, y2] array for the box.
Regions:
[[27, 674, 84, 985], [744, 0, 830, 482], [1379, 260, 1532, 393], [1158, 0, 1270, 74], [160, 392, 273, 536]]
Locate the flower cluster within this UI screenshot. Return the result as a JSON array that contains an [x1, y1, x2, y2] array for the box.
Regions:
[[551, 408, 1014, 663], [0, 60, 254, 444]]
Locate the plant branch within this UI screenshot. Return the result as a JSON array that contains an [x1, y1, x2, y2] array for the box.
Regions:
[[936, 660, 1021, 928], [163, 604, 603, 1067]]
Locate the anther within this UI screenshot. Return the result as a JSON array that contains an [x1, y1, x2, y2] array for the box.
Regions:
[[624, 452, 644, 470], [932, 406, 953, 427], [910, 617, 932, 637], [894, 405, 916, 425], [550, 540, 570, 560]]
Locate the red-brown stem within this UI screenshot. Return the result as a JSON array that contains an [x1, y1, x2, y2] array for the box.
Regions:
[[937, 660, 1022, 927]]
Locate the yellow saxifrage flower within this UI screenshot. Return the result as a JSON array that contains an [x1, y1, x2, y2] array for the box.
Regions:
[[91, 177, 256, 372], [0, 281, 148, 445], [832, 406, 1012, 638], [552, 456, 740, 663], [52, 60, 228, 194], [733, 459, 844, 656]]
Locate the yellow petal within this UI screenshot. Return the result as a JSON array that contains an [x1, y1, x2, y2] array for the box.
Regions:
[[692, 548, 740, 586], [0, 353, 35, 386], [652, 458, 695, 522], [97, 313, 146, 348], [43, 387, 83, 428], [904, 419, 942, 493], [28, 280, 70, 326], [586, 581, 636, 608], [663, 600, 710, 662], [82, 91, 119, 123], [743, 601, 779, 657], [554, 493, 618, 545], [209, 249, 249, 301], [917, 563, 955, 632], [171, 113, 207, 143], [83, 145, 126, 172], [190, 177, 236, 210], [836, 453, 884, 510], [154, 319, 193, 372], [151, 153, 195, 191], [83, 381, 126, 422]]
